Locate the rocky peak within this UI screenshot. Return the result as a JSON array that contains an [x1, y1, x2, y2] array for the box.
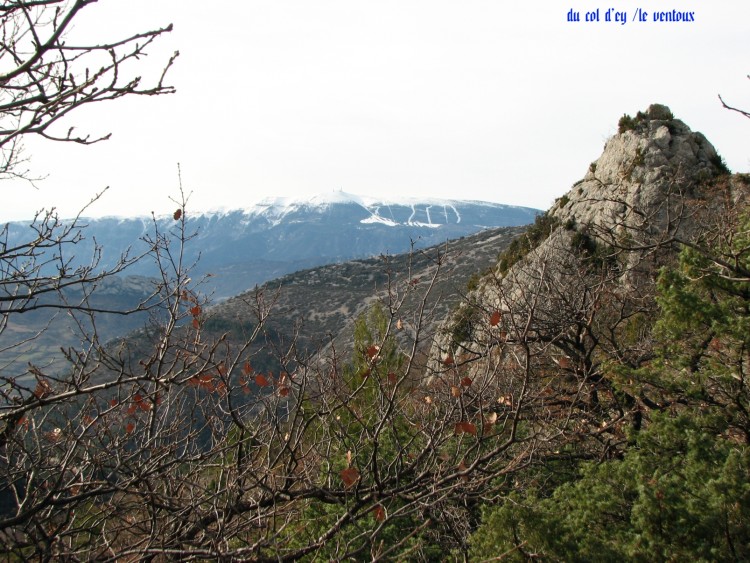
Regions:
[[551, 104, 726, 232], [427, 104, 739, 382]]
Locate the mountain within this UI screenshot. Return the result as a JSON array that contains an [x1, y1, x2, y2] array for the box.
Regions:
[[1, 193, 536, 384], [194, 223, 527, 373], [3, 192, 539, 299], [200, 106, 738, 386]]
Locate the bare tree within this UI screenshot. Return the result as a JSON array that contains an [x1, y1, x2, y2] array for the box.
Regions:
[[719, 74, 750, 120], [0, 0, 178, 181], [0, 3, 538, 557], [0, 2, 183, 555], [0, 222, 544, 559], [0, 0, 178, 371], [0, 0, 176, 443]]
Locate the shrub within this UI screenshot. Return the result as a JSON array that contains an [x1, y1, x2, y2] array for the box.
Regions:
[[497, 212, 559, 275]]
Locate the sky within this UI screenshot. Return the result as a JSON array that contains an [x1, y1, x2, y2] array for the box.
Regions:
[[2, 0, 749, 221]]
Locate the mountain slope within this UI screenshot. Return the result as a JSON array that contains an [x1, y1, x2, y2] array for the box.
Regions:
[[4, 193, 538, 299], [195, 224, 527, 373]]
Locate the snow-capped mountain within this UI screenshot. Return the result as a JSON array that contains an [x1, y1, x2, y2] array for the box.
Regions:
[[5, 192, 539, 298], [239, 191, 503, 229]]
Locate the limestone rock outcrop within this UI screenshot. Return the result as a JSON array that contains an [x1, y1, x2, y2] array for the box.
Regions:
[[427, 105, 739, 390], [552, 104, 724, 235]]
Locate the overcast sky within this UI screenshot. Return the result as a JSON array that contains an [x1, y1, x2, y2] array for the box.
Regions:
[[2, 0, 748, 221]]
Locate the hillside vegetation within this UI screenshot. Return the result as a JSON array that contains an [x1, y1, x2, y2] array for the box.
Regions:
[[439, 104, 750, 560], [2, 104, 749, 561]]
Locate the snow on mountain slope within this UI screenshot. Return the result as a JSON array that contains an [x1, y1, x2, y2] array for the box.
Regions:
[[7, 191, 540, 298], [226, 191, 532, 229]]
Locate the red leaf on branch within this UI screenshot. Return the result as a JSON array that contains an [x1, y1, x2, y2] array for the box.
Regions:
[[557, 357, 572, 369], [490, 310, 502, 326], [34, 378, 52, 399], [461, 376, 473, 387], [190, 305, 202, 317], [133, 393, 152, 411], [242, 362, 253, 376], [366, 345, 379, 360], [457, 460, 470, 481], [454, 421, 477, 436], [173, 208, 182, 220], [125, 422, 135, 434], [238, 375, 250, 394], [443, 355, 454, 367], [373, 504, 386, 522], [192, 318, 200, 330], [255, 374, 269, 387], [341, 467, 360, 488], [275, 373, 289, 396], [198, 373, 215, 392]]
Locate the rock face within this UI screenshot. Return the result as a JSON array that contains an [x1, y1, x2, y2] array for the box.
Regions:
[[426, 105, 739, 395], [553, 104, 724, 233]]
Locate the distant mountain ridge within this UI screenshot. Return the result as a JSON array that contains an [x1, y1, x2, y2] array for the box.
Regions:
[[233, 191, 528, 229], [5, 192, 539, 298]]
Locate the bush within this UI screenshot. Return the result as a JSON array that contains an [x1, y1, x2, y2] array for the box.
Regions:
[[470, 413, 750, 562], [497, 212, 559, 275]]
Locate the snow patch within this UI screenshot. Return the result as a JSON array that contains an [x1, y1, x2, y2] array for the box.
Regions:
[[448, 204, 461, 223], [360, 215, 399, 227]]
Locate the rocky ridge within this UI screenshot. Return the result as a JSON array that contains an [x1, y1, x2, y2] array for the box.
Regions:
[[554, 104, 724, 231], [428, 104, 742, 387]]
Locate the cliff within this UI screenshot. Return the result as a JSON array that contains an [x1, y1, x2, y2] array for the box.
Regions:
[[426, 105, 746, 451]]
